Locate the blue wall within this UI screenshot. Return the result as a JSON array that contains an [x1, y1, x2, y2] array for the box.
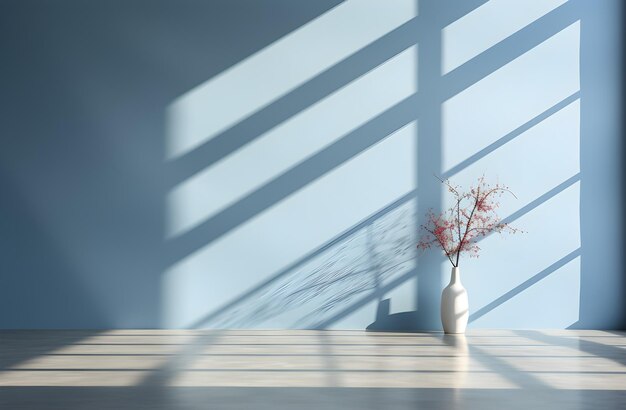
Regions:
[[0, 0, 623, 329]]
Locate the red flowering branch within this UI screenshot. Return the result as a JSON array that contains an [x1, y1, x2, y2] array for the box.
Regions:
[[417, 176, 523, 267]]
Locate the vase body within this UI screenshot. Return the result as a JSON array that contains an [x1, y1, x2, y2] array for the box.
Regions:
[[441, 267, 469, 334]]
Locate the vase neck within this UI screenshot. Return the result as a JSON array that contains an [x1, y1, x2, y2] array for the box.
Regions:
[[449, 267, 462, 286]]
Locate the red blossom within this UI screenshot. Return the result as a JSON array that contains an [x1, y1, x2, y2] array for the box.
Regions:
[[417, 176, 523, 267]]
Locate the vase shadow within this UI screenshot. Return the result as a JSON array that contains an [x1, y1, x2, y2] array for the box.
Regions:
[[366, 298, 423, 332]]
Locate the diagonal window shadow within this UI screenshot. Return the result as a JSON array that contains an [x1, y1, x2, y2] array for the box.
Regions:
[[514, 330, 626, 367], [167, 0, 490, 186], [442, 92, 580, 179], [187, 190, 417, 329], [166, 18, 420, 189], [165, 2, 580, 266], [162, 0, 584, 331], [308, 174, 581, 330], [469, 248, 581, 323], [165, 1, 420, 161], [500, 174, 580, 226], [165, 95, 418, 267], [442, 1, 579, 99]]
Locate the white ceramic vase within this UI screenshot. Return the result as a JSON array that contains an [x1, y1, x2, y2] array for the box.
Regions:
[[441, 267, 469, 334]]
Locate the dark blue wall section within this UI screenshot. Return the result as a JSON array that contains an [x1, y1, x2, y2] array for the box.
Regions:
[[0, 0, 623, 329]]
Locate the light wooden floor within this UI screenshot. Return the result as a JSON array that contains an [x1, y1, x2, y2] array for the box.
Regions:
[[0, 330, 625, 409]]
